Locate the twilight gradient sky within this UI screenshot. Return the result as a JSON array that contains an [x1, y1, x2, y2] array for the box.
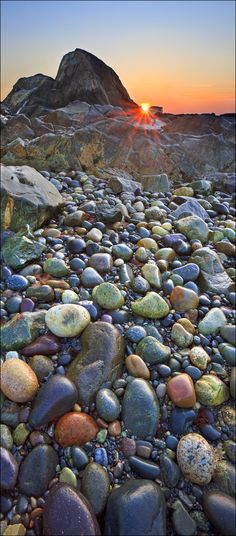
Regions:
[[1, 0, 235, 113]]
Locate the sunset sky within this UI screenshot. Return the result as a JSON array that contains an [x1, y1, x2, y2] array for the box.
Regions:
[[1, 0, 235, 113]]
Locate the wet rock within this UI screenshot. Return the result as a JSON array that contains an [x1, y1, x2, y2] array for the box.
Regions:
[[45, 304, 90, 337], [104, 479, 166, 536], [131, 292, 169, 319], [1, 358, 39, 403], [125, 354, 150, 379], [30, 375, 78, 427], [28, 354, 54, 380], [55, 412, 99, 447], [128, 456, 160, 479], [18, 445, 58, 497], [64, 210, 85, 226], [195, 375, 229, 405], [43, 483, 101, 536], [0, 447, 19, 490], [136, 336, 170, 364], [141, 263, 162, 289], [171, 323, 193, 347], [1, 311, 45, 350], [67, 321, 125, 405], [203, 491, 236, 536], [160, 454, 180, 488], [88, 253, 113, 274], [96, 388, 120, 422], [189, 346, 210, 370], [43, 257, 69, 277], [172, 198, 208, 220], [177, 433, 214, 485], [122, 378, 160, 439], [81, 462, 110, 515]]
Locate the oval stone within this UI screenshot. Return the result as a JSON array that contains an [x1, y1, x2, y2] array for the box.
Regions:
[[104, 479, 166, 536], [177, 433, 214, 485], [122, 378, 160, 439], [18, 445, 58, 497], [203, 492, 236, 536], [0, 358, 38, 403], [125, 354, 150, 379], [166, 373, 196, 408], [170, 286, 199, 312], [0, 446, 18, 490], [55, 412, 99, 447], [81, 462, 110, 515], [43, 483, 101, 536], [92, 283, 124, 310], [45, 304, 90, 337], [96, 388, 120, 422], [29, 375, 78, 428]]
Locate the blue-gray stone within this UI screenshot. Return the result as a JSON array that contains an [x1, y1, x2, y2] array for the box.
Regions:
[[122, 379, 160, 439]]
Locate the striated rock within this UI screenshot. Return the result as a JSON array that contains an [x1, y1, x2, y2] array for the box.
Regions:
[[43, 483, 101, 536], [0, 311, 45, 351], [104, 479, 166, 536], [0, 164, 63, 231], [67, 321, 125, 405], [29, 375, 78, 428], [2, 232, 46, 270]]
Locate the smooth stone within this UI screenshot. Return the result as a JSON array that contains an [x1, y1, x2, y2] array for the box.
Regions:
[[0, 447, 19, 490], [92, 282, 124, 310], [81, 462, 110, 515], [81, 267, 103, 288], [200, 424, 221, 442], [0, 311, 45, 351], [191, 179, 212, 195], [86, 228, 103, 242], [176, 215, 209, 242], [136, 336, 170, 364], [29, 375, 78, 428], [18, 445, 58, 497], [68, 238, 85, 253], [160, 454, 180, 488], [25, 284, 54, 301], [132, 275, 151, 294], [122, 378, 160, 439], [59, 467, 77, 488], [230, 368, 236, 398], [88, 253, 113, 274], [126, 325, 146, 342], [96, 388, 120, 422], [7, 275, 29, 291], [128, 456, 160, 479], [94, 447, 108, 466], [64, 210, 85, 226], [104, 479, 166, 536], [61, 289, 78, 303], [28, 355, 54, 380], [22, 334, 61, 356], [172, 500, 196, 536], [170, 407, 196, 435], [13, 423, 30, 446], [171, 323, 193, 347], [166, 373, 196, 408], [141, 263, 162, 289], [172, 198, 208, 220], [1, 400, 21, 428], [1, 358, 38, 403], [43, 257, 69, 277], [45, 304, 90, 337], [220, 325, 236, 346], [0, 424, 13, 450], [172, 263, 200, 282], [2, 233, 46, 270], [3, 524, 26, 536], [203, 491, 236, 536], [137, 237, 158, 252], [131, 292, 169, 319], [170, 286, 199, 312], [213, 460, 236, 498], [55, 412, 99, 447], [189, 346, 210, 370], [43, 483, 101, 536], [218, 343, 236, 365], [224, 440, 236, 464], [198, 308, 226, 335], [67, 322, 125, 405], [190, 247, 234, 294], [173, 186, 194, 196], [125, 354, 150, 379], [195, 375, 229, 406], [71, 447, 88, 469], [6, 296, 22, 314], [177, 433, 214, 485], [185, 365, 202, 380], [112, 244, 133, 260]]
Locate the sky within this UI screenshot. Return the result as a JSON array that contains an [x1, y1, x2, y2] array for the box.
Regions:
[[1, 0, 235, 113]]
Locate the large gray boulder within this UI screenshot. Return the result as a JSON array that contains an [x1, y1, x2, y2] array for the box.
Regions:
[[141, 173, 170, 193], [1, 164, 63, 231]]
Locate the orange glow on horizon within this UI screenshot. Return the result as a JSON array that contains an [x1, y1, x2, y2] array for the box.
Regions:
[[141, 102, 151, 113]]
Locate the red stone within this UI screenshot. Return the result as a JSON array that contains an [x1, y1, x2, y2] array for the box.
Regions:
[[55, 412, 99, 447]]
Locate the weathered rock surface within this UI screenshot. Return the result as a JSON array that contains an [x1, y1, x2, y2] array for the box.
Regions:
[[0, 311, 45, 350], [67, 322, 125, 404], [0, 165, 63, 231], [191, 247, 234, 294]]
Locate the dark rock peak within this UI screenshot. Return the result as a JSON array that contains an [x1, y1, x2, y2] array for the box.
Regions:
[[3, 48, 137, 116]]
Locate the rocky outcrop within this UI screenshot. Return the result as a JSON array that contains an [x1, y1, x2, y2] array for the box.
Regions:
[[0, 164, 63, 231], [3, 49, 136, 116]]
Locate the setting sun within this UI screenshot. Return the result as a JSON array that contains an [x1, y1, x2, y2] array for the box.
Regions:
[[141, 102, 150, 113]]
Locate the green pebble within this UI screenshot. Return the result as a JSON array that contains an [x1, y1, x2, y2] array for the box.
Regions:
[[92, 282, 125, 310], [131, 292, 169, 319], [0, 424, 13, 450], [198, 308, 226, 335], [195, 375, 229, 405], [43, 257, 69, 277], [96, 429, 108, 443], [13, 423, 30, 446], [59, 467, 77, 488]]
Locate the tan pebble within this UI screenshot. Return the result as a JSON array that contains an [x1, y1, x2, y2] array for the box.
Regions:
[[47, 280, 70, 289], [4, 523, 26, 536], [108, 420, 121, 436], [125, 354, 150, 379], [177, 318, 195, 334], [0, 359, 39, 403], [73, 404, 82, 412]]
